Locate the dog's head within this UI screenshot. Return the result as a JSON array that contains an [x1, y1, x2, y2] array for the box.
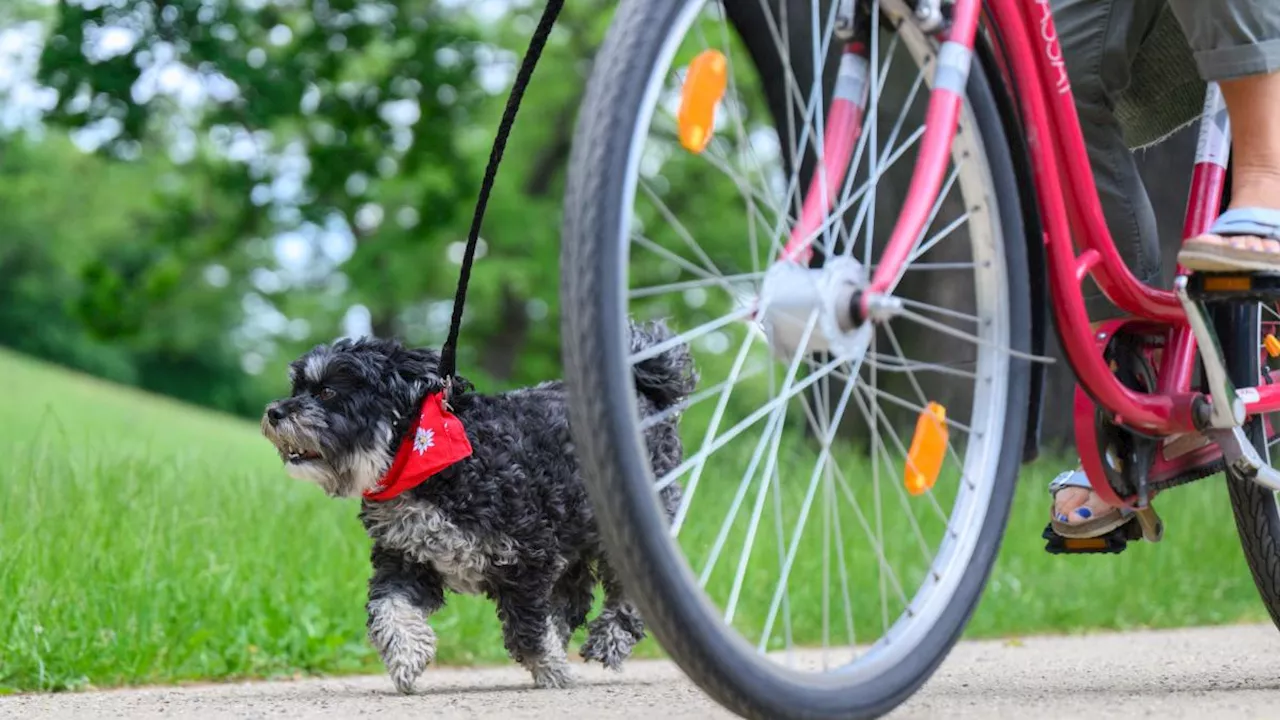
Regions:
[[261, 337, 442, 498]]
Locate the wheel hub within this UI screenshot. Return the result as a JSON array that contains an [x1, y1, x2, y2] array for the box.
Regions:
[[756, 256, 882, 360]]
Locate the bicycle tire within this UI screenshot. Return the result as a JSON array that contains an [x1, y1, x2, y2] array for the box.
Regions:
[[560, 2, 1033, 718], [1215, 302, 1280, 631]]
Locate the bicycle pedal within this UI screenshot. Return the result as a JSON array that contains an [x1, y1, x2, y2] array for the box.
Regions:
[[1183, 272, 1280, 302], [1041, 519, 1141, 555]]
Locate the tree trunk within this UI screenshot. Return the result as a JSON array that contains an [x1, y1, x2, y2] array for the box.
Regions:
[[478, 283, 530, 381], [371, 311, 396, 339]]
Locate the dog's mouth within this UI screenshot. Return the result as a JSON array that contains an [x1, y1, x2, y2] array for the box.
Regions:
[[280, 445, 323, 464]]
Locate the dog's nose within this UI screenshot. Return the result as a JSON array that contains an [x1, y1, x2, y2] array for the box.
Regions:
[[267, 404, 287, 425]]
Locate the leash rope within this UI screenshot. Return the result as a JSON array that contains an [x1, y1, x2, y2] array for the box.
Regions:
[[437, 0, 566, 400]]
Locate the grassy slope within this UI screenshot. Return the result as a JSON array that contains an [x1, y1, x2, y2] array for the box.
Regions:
[[0, 348, 1270, 692], [0, 349, 507, 692]]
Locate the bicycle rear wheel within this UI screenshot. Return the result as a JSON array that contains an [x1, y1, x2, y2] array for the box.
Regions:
[[1216, 301, 1280, 631], [561, 2, 1031, 718]]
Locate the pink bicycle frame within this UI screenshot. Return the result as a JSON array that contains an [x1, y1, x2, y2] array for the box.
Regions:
[[782, 0, 1280, 440]]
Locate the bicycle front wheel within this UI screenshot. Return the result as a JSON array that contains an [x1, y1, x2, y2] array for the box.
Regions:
[[561, 1, 1032, 718]]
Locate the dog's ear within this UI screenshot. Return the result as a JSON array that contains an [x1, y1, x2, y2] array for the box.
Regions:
[[384, 346, 444, 403]]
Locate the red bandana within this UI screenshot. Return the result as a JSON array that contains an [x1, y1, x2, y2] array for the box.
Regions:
[[363, 392, 474, 501]]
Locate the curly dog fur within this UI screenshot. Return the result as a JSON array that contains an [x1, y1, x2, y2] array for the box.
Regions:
[[261, 320, 695, 692]]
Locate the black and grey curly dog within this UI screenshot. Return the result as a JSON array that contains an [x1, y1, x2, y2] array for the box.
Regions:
[[260, 319, 695, 692]]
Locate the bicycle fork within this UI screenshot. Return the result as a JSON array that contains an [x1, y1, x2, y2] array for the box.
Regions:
[[1173, 83, 1280, 494], [1178, 278, 1280, 494]]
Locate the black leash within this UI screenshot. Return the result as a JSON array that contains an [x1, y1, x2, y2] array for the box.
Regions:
[[437, 0, 565, 403]]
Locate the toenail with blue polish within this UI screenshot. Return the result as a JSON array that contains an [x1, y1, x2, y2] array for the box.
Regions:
[[1076, 507, 1092, 519], [1057, 513, 1068, 522]]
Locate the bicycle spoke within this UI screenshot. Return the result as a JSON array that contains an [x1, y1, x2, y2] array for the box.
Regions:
[[896, 306, 1049, 363], [802, 356, 975, 436], [857, 381, 974, 435], [830, 467, 858, 657], [656, 334, 868, 493], [628, 304, 755, 366], [723, 395, 793, 624], [870, 261, 976, 272], [748, 0, 845, 258], [628, 271, 765, 300], [867, 352, 979, 380], [884, 323, 975, 492], [766, 363, 795, 663], [832, 449, 912, 609], [711, 3, 779, 274], [756, 359, 862, 652], [822, 30, 902, 257], [672, 310, 819, 534], [908, 209, 971, 265], [821, 451, 832, 668], [639, 178, 727, 279], [697, 389, 789, 588], [670, 324, 766, 536], [896, 296, 981, 325], [631, 233, 723, 284], [795, 123, 925, 257], [844, 126, 926, 258], [851, 382, 944, 560], [853, 376, 952, 526], [860, 1, 881, 271], [639, 361, 768, 432], [793, 378, 859, 660], [803, 0, 848, 257], [901, 160, 966, 273], [749, 0, 819, 174], [793, 353, 957, 561], [647, 114, 793, 256]]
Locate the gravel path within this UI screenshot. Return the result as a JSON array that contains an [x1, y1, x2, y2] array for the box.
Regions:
[[4, 624, 1278, 719]]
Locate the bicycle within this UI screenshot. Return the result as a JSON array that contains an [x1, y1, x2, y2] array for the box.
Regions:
[[559, 1, 1280, 718]]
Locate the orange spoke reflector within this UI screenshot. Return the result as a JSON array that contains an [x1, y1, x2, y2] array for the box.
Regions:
[[1266, 333, 1280, 358], [904, 402, 948, 496], [678, 49, 728, 154]]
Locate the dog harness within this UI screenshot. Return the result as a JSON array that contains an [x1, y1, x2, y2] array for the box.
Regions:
[[363, 392, 474, 501]]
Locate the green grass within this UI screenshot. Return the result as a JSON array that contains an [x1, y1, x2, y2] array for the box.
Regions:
[[0, 348, 1271, 693], [0, 349, 508, 692]]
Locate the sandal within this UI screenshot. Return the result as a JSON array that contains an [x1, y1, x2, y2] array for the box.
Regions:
[[1048, 469, 1134, 539], [1178, 207, 1280, 273]]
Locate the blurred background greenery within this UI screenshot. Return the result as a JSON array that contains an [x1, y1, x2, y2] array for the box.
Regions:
[[0, 0, 614, 418]]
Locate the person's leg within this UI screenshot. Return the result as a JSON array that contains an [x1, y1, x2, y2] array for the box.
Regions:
[[1047, 0, 1167, 536], [1053, 0, 1166, 289], [1220, 72, 1280, 211], [1170, 1, 1280, 271]]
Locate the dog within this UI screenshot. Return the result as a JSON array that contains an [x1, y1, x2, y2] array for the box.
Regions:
[[261, 319, 696, 692]]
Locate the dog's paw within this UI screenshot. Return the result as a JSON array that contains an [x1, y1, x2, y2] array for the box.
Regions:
[[366, 596, 437, 694], [527, 659, 574, 689], [580, 616, 639, 672]]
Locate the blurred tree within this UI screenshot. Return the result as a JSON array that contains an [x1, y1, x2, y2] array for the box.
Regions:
[[34, 0, 484, 346], [0, 133, 272, 414], [25, 0, 635, 397]]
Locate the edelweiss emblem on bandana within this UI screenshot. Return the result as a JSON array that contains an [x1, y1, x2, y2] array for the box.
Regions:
[[413, 427, 435, 455], [364, 392, 472, 502]]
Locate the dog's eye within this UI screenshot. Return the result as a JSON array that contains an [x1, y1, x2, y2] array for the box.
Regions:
[[318, 387, 337, 401]]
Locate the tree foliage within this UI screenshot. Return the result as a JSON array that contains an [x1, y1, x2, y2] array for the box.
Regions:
[[6, 0, 613, 413]]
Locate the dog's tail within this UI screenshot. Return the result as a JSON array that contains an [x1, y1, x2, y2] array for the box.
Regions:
[[629, 318, 698, 411]]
